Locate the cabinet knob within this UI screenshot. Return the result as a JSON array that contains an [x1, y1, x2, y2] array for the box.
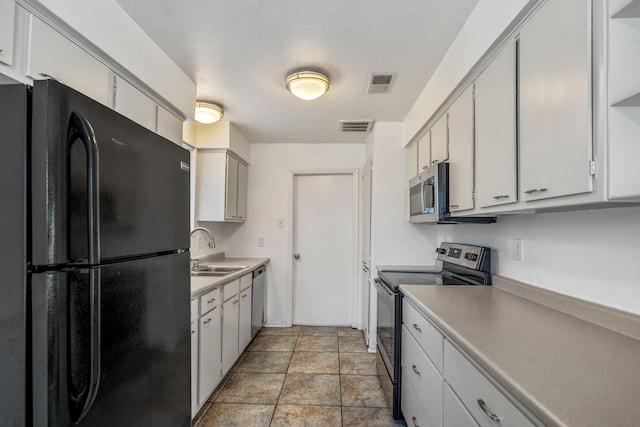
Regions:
[[294, 253, 301, 260], [203, 319, 212, 325]]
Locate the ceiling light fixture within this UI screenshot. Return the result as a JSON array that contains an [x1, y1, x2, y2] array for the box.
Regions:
[[194, 101, 224, 124], [286, 71, 330, 100]]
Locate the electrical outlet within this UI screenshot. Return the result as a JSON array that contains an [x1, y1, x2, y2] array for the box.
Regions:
[[257, 237, 265, 247], [513, 238, 524, 261]]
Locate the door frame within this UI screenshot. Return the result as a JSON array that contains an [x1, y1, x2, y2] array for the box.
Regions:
[[286, 169, 360, 328]]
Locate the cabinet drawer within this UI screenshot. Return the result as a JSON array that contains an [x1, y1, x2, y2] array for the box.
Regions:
[[240, 273, 252, 291], [403, 299, 444, 372], [199, 287, 220, 315], [402, 326, 443, 427], [444, 383, 479, 427], [444, 341, 536, 427], [223, 279, 239, 301], [402, 377, 435, 427], [190, 298, 198, 322]]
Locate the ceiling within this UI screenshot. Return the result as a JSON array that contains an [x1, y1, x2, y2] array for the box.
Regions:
[[114, 0, 479, 144]]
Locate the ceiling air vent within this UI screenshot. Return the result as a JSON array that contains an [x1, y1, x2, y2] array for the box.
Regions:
[[367, 73, 395, 94], [339, 120, 373, 133]]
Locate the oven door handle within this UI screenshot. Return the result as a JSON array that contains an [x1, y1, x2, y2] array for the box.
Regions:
[[374, 279, 394, 297]]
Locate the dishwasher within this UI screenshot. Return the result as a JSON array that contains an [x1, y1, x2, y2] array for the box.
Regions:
[[251, 265, 266, 339]]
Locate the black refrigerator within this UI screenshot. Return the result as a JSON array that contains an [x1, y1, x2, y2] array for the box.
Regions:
[[0, 80, 191, 426]]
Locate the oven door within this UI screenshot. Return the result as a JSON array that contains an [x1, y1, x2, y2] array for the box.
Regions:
[[374, 278, 397, 381]]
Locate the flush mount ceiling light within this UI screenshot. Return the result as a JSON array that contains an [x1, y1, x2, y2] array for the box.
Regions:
[[194, 101, 224, 124], [286, 71, 330, 100]]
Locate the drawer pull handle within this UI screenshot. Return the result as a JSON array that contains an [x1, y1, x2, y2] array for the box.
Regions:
[[411, 365, 421, 377], [203, 319, 212, 325], [191, 330, 196, 335], [493, 195, 509, 200], [411, 416, 420, 427], [208, 298, 216, 304], [413, 324, 422, 333], [524, 187, 548, 194], [477, 399, 500, 422], [233, 299, 239, 305]]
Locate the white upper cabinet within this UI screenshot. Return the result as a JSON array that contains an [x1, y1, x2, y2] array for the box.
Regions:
[[417, 132, 431, 173], [156, 105, 184, 146], [224, 155, 239, 221], [0, 0, 15, 66], [236, 162, 248, 221], [475, 40, 518, 208], [407, 140, 419, 180], [518, 0, 593, 202], [112, 75, 156, 131], [196, 151, 248, 222], [431, 114, 448, 164], [26, 15, 110, 106], [447, 85, 475, 213]]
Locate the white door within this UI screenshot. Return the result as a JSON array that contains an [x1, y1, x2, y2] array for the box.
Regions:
[[361, 161, 373, 344], [293, 174, 355, 326]]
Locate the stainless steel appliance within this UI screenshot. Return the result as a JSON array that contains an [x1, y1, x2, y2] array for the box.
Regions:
[[409, 162, 496, 224], [375, 242, 492, 421], [251, 265, 267, 339], [0, 80, 191, 426]]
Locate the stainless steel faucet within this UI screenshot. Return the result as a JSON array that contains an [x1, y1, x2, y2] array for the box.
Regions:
[[190, 227, 216, 248]]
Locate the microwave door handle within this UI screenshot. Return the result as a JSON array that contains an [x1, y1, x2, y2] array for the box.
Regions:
[[421, 180, 426, 213], [67, 111, 100, 265]]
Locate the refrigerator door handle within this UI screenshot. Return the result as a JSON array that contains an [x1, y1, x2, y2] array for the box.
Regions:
[[66, 111, 101, 264], [68, 269, 102, 423]]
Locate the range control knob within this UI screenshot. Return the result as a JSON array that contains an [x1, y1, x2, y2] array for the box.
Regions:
[[436, 248, 447, 255]]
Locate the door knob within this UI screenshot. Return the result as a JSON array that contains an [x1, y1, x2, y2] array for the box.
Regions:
[[294, 253, 301, 260]]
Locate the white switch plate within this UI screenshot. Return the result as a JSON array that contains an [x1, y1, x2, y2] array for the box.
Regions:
[[257, 237, 265, 247], [277, 218, 285, 228], [513, 238, 524, 261]]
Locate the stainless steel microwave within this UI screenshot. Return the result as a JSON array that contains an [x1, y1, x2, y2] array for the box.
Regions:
[[409, 162, 496, 224]]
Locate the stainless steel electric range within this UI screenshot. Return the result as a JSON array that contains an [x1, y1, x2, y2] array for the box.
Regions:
[[374, 242, 492, 421]]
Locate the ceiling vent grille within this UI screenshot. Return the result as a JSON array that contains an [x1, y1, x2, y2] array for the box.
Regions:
[[368, 73, 395, 94], [339, 120, 373, 133]]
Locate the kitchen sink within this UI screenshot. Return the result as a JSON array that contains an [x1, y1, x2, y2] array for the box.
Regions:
[[190, 271, 230, 277], [209, 266, 247, 272], [190, 264, 248, 276]]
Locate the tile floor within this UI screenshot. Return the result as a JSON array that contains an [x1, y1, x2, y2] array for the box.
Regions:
[[193, 325, 400, 427]]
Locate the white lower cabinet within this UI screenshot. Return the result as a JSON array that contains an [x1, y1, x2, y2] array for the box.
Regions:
[[444, 340, 535, 427], [198, 305, 222, 407], [444, 384, 479, 427], [238, 274, 253, 353], [221, 279, 240, 376]]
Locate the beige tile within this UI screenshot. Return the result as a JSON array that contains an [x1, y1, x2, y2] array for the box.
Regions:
[[338, 327, 364, 337], [341, 375, 389, 408], [278, 374, 341, 406], [270, 405, 342, 427], [198, 403, 274, 427], [236, 351, 292, 373], [259, 326, 301, 336], [288, 352, 339, 374], [215, 373, 285, 404], [295, 335, 338, 352], [299, 326, 338, 336], [341, 407, 397, 427], [339, 335, 368, 353], [248, 335, 297, 352], [340, 353, 377, 375]]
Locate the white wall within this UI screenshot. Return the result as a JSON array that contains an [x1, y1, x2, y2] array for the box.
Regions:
[[403, 0, 535, 144], [198, 143, 365, 326], [369, 123, 438, 267], [436, 207, 640, 315]]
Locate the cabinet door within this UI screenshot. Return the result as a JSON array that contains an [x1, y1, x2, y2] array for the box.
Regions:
[[475, 40, 518, 208], [416, 133, 430, 174], [225, 155, 239, 221], [431, 114, 448, 164], [236, 162, 248, 221], [444, 384, 479, 427], [221, 295, 240, 375], [238, 285, 252, 353], [26, 16, 110, 106], [519, 0, 593, 201], [196, 151, 226, 221], [156, 105, 184, 145], [113, 75, 156, 131], [447, 86, 474, 212], [0, 0, 15, 66], [191, 320, 199, 418], [198, 306, 221, 406]]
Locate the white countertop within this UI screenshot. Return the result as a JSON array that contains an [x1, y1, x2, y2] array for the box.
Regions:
[[190, 257, 270, 298]]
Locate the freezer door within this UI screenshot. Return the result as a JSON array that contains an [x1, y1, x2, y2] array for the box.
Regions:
[[31, 80, 190, 266], [31, 252, 190, 426], [0, 84, 28, 426]]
